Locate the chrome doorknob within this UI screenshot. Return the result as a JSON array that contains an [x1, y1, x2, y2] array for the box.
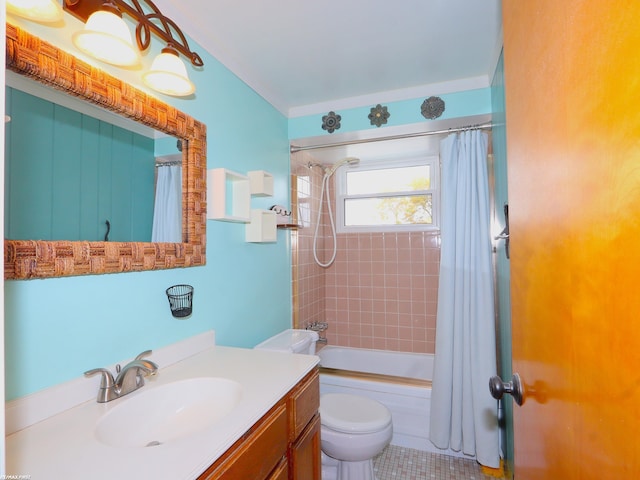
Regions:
[[489, 373, 524, 406]]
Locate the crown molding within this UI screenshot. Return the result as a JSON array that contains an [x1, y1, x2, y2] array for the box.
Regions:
[[287, 75, 490, 119]]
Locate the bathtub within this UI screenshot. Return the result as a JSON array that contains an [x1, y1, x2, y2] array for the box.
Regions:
[[318, 345, 469, 459]]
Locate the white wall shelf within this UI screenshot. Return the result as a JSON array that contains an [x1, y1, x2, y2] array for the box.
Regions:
[[207, 168, 251, 222], [248, 170, 274, 197], [245, 209, 277, 243]]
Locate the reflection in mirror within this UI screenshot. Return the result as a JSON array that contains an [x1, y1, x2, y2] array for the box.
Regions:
[[5, 74, 183, 243], [152, 151, 183, 243], [5, 24, 206, 279]]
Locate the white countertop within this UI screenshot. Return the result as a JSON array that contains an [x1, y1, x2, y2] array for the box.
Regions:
[[6, 345, 319, 480]]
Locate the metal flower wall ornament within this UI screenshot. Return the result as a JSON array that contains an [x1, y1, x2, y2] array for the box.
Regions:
[[421, 96, 446, 120], [368, 104, 390, 127], [322, 111, 342, 133]]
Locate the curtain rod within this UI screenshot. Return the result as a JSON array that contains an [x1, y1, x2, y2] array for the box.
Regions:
[[290, 121, 493, 153], [155, 161, 182, 167]]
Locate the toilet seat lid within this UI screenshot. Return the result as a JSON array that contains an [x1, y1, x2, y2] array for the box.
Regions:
[[320, 393, 392, 434]]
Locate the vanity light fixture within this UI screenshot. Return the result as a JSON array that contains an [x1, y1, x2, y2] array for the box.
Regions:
[[63, 0, 203, 96], [71, 1, 140, 66], [6, 0, 64, 23], [142, 44, 195, 96]]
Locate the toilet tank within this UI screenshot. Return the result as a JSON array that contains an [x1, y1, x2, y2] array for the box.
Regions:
[[254, 329, 319, 355]]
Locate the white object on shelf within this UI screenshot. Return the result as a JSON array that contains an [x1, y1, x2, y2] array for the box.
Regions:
[[247, 170, 274, 197], [207, 168, 250, 222], [245, 209, 277, 243]]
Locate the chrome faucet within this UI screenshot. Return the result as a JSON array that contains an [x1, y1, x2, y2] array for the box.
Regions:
[[306, 321, 329, 344], [85, 350, 159, 403]]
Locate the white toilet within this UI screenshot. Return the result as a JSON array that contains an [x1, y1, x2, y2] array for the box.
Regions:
[[254, 329, 393, 480], [319, 392, 392, 480]]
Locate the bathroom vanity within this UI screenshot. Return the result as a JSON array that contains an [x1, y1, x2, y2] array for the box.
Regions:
[[5, 338, 320, 480], [198, 368, 320, 479]]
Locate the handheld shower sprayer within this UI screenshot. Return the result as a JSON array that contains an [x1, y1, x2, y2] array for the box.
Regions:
[[313, 157, 361, 267], [324, 156, 360, 176]]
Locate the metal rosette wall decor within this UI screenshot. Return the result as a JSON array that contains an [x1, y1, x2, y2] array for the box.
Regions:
[[368, 104, 390, 127], [321, 111, 341, 133], [421, 96, 445, 120]]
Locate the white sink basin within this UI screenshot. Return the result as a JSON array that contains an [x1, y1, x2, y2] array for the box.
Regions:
[[94, 377, 242, 448]]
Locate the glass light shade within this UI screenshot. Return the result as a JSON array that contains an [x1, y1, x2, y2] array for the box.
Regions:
[[72, 10, 140, 67], [143, 49, 195, 96], [6, 0, 63, 23]]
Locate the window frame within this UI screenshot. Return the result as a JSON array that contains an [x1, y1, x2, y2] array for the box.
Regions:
[[335, 155, 440, 234]]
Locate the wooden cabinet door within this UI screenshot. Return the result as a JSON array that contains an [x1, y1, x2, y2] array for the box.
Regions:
[[290, 413, 321, 480], [268, 458, 289, 480], [288, 370, 319, 441], [199, 404, 287, 480]]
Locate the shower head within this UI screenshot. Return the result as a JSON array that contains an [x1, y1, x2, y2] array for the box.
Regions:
[[325, 157, 360, 176]]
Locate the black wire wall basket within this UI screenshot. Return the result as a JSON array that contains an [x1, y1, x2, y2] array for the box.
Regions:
[[166, 284, 194, 318]]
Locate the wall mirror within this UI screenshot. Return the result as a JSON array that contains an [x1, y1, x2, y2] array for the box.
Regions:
[[5, 71, 182, 243], [4, 24, 207, 279]]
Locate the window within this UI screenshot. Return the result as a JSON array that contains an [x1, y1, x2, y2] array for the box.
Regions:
[[336, 156, 439, 233], [296, 174, 312, 227]]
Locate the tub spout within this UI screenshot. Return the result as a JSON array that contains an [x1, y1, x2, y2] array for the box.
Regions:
[[306, 321, 328, 332], [306, 321, 328, 345]]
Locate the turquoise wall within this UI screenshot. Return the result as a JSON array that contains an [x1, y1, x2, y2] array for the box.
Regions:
[[288, 88, 492, 139], [4, 17, 291, 401], [154, 135, 182, 158], [5, 88, 155, 242], [4, 13, 495, 402]]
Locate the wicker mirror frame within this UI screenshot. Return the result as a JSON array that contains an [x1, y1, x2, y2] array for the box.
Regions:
[[5, 24, 207, 279]]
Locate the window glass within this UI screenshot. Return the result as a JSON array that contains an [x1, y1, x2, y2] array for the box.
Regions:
[[344, 194, 433, 226], [345, 165, 430, 195], [297, 175, 311, 227], [337, 157, 438, 232]]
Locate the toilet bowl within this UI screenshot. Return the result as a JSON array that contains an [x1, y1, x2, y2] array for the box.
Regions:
[[320, 393, 393, 480], [254, 330, 393, 480]]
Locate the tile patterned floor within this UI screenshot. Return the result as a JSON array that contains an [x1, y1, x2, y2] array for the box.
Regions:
[[373, 445, 500, 480]]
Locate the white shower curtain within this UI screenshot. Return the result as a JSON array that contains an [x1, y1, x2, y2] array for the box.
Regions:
[[151, 165, 182, 242], [429, 130, 500, 468]]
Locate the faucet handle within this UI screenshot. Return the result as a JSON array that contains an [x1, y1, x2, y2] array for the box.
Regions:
[[84, 368, 115, 389], [112, 351, 152, 376], [135, 350, 153, 361]]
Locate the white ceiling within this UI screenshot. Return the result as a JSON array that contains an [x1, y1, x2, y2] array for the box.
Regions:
[[154, 0, 503, 116]]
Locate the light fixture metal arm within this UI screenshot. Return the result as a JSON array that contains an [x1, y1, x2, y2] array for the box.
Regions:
[[63, 0, 204, 67]]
